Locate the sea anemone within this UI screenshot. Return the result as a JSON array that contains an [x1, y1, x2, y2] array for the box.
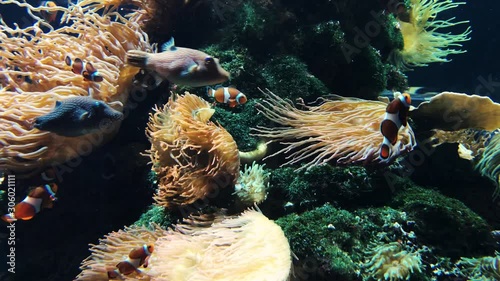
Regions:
[[458, 252, 500, 280], [364, 242, 422, 281], [252, 89, 416, 169], [475, 134, 500, 199], [234, 162, 270, 205], [0, 0, 152, 175], [149, 209, 292, 281], [76, 224, 167, 281], [145, 92, 240, 208], [77, 210, 292, 281], [394, 0, 471, 69]]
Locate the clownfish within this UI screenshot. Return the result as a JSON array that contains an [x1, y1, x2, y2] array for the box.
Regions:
[[379, 93, 411, 161], [207, 86, 247, 108], [65, 56, 104, 82], [40, 1, 58, 23], [107, 244, 154, 279], [126, 37, 230, 87], [1, 183, 58, 223]]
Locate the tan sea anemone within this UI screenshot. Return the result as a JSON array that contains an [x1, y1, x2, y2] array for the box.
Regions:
[[252, 89, 416, 169], [77, 210, 292, 281], [76, 224, 167, 281], [0, 0, 152, 175], [145, 92, 240, 208], [149, 209, 292, 281]]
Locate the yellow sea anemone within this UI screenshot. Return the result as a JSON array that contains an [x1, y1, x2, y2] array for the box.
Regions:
[[395, 0, 471, 68], [145, 92, 240, 208]]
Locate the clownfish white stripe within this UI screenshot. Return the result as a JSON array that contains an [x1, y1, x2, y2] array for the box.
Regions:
[[124, 257, 142, 269], [143, 244, 152, 255], [383, 111, 402, 128], [223, 87, 231, 103], [21, 196, 43, 213]]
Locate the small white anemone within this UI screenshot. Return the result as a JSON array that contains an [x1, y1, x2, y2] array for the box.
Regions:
[[234, 162, 270, 205]]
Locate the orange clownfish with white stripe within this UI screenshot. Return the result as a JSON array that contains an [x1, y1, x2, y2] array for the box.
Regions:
[[40, 1, 58, 23], [379, 93, 411, 161], [65, 56, 104, 82], [1, 183, 58, 223], [107, 244, 154, 279], [207, 86, 247, 108]]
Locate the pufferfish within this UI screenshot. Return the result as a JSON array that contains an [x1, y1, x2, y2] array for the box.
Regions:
[[1, 184, 58, 223], [379, 93, 411, 161], [126, 37, 230, 87], [33, 96, 123, 137]]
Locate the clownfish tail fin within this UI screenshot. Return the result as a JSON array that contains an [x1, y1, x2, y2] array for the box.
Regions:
[[1, 213, 17, 223], [206, 87, 214, 97]]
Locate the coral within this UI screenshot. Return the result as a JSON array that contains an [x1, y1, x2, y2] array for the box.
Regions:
[[150, 209, 292, 281], [475, 134, 500, 199], [363, 242, 422, 281], [394, 0, 471, 68], [234, 162, 270, 205], [253, 89, 416, 169], [0, 0, 152, 175], [428, 129, 498, 161], [410, 92, 500, 132], [145, 92, 240, 208], [76, 224, 167, 281], [391, 186, 494, 258]]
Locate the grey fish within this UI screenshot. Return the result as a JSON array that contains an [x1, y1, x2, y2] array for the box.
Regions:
[[34, 96, 123, 137]]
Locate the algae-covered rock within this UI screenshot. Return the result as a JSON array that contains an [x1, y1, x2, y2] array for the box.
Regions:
[[269, 165, 374, 211], [276, 204, 411, 280], [134, 205, 174, 229], [276, 204, 361, 280], [391, 186, 495, 258]]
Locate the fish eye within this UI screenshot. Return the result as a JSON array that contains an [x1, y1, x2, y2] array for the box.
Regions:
[[205, 56, 214, 64]]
